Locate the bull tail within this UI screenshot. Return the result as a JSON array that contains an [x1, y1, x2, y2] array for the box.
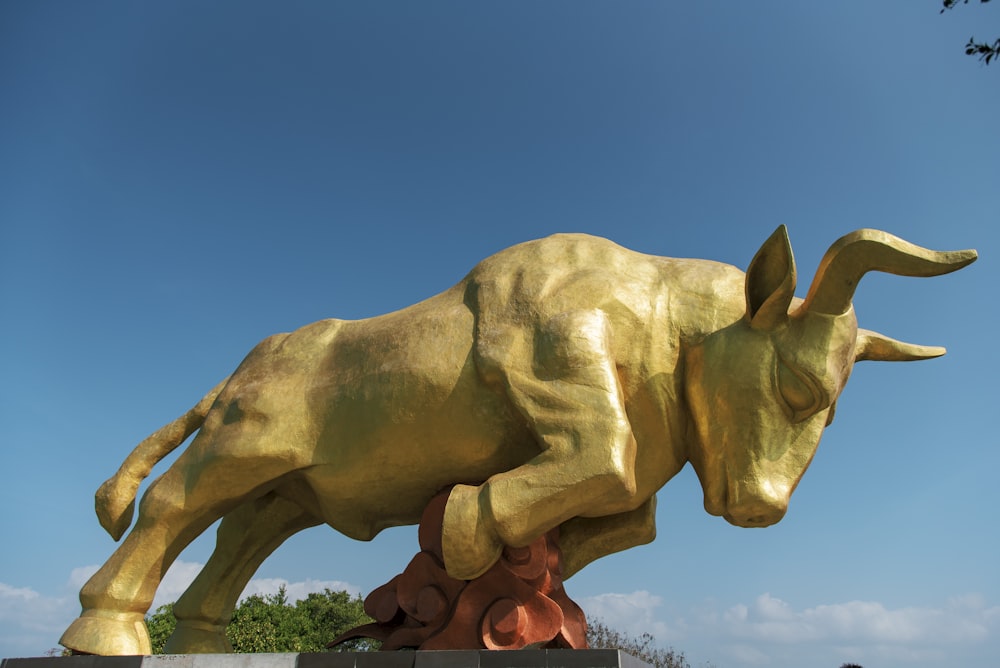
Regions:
[[95, 376, 230, 541]]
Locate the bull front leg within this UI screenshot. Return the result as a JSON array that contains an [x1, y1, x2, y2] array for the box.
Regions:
[[443, 309, 639, 580]]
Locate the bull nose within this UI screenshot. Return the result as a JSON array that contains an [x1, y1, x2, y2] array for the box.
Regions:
[[724, 497, 788, 528]]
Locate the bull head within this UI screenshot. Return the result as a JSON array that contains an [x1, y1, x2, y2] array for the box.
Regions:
[[684, 227, 976, 528]]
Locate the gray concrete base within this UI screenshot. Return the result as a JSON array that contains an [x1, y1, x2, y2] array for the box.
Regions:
[[1, 651, 650, 668]]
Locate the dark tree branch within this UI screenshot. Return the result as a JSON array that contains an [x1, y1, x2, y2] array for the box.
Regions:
[[941, 0, 997, 64], [965, 36, 1000, 63]]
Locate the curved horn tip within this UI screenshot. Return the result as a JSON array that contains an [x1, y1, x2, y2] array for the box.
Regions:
[[954, 248, 978, 268], [913, 345, 946, 359], [801, 231, 979, 316], [855, 328, 948, 362]]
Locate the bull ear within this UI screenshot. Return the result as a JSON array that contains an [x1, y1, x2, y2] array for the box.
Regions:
[[746, 225, 797, 330], [855, 328, 946, 362]]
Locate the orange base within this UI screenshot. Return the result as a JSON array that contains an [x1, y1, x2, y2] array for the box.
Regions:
[[331, 488, 588, 650]]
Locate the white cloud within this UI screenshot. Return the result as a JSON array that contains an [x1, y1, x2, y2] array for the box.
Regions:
[[0, 583, 68, 631], [0, 564, 364, 659], [0, 583, 40, 604], [153, 561, 206, 608], [67, 565, 98, 590], [722, 592, 996, 646], [580, 590, 674, 642], [146, 560, 363, 606], [241, 577, 362, 602], [6, 566, 998, 668], [582, 590, 1000, 668], [582, 589, 663, 623], [0, 582, 75, 657], [67, 561, 362, 610]]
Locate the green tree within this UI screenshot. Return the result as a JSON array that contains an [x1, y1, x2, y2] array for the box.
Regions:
[[146, 587, 377, 654], [942, 0, 999, 64], [586, 619, 703, 668], [146, 604, 178, 654], [143, 591, 705, 666]]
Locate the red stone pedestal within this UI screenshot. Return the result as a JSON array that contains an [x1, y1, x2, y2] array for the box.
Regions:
[[331, 488, 588, 650]]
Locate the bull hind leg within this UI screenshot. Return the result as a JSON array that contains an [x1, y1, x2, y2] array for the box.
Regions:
[[165, 492, 321, 653], [60, 429, 312, 655]]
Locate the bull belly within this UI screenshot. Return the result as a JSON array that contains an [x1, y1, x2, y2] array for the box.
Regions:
[[299, 419, 537, 541]]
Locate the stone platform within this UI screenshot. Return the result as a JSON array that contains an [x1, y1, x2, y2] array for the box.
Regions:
[[1, 651, 650, 668]]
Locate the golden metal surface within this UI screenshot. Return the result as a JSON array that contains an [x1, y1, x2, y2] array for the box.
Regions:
[[60, 228, 976, 655]]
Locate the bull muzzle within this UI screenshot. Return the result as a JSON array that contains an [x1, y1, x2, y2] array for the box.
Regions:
[[723, 488, 789, 528]]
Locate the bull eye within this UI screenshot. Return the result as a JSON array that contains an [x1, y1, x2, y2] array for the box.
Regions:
[[775, 358, 822, 422]]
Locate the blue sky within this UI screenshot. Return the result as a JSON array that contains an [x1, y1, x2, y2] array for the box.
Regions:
[[1, 3, 997, 667]]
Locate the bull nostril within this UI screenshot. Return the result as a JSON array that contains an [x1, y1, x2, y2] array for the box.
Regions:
[[746, 515, 767, 525]]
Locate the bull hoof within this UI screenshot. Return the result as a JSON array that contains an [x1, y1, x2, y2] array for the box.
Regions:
[[164, 620, 233, 653], [441, 484, 503, 580], [60, 610, 151, 656]]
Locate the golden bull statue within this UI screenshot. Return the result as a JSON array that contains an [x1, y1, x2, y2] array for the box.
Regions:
[[60, 227, 976, 655]]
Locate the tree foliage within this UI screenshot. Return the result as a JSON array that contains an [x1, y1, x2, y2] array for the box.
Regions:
[[942, 0, 999, 64], [145, 606, 178, 654], [143, 589, 708, 666], [585, 619, 704, 668], [146, 587, 377, 654]]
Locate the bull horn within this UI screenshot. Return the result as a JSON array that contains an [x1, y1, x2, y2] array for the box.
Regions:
[[797, 229, 978, 316], [855, 328, 946, 362]]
